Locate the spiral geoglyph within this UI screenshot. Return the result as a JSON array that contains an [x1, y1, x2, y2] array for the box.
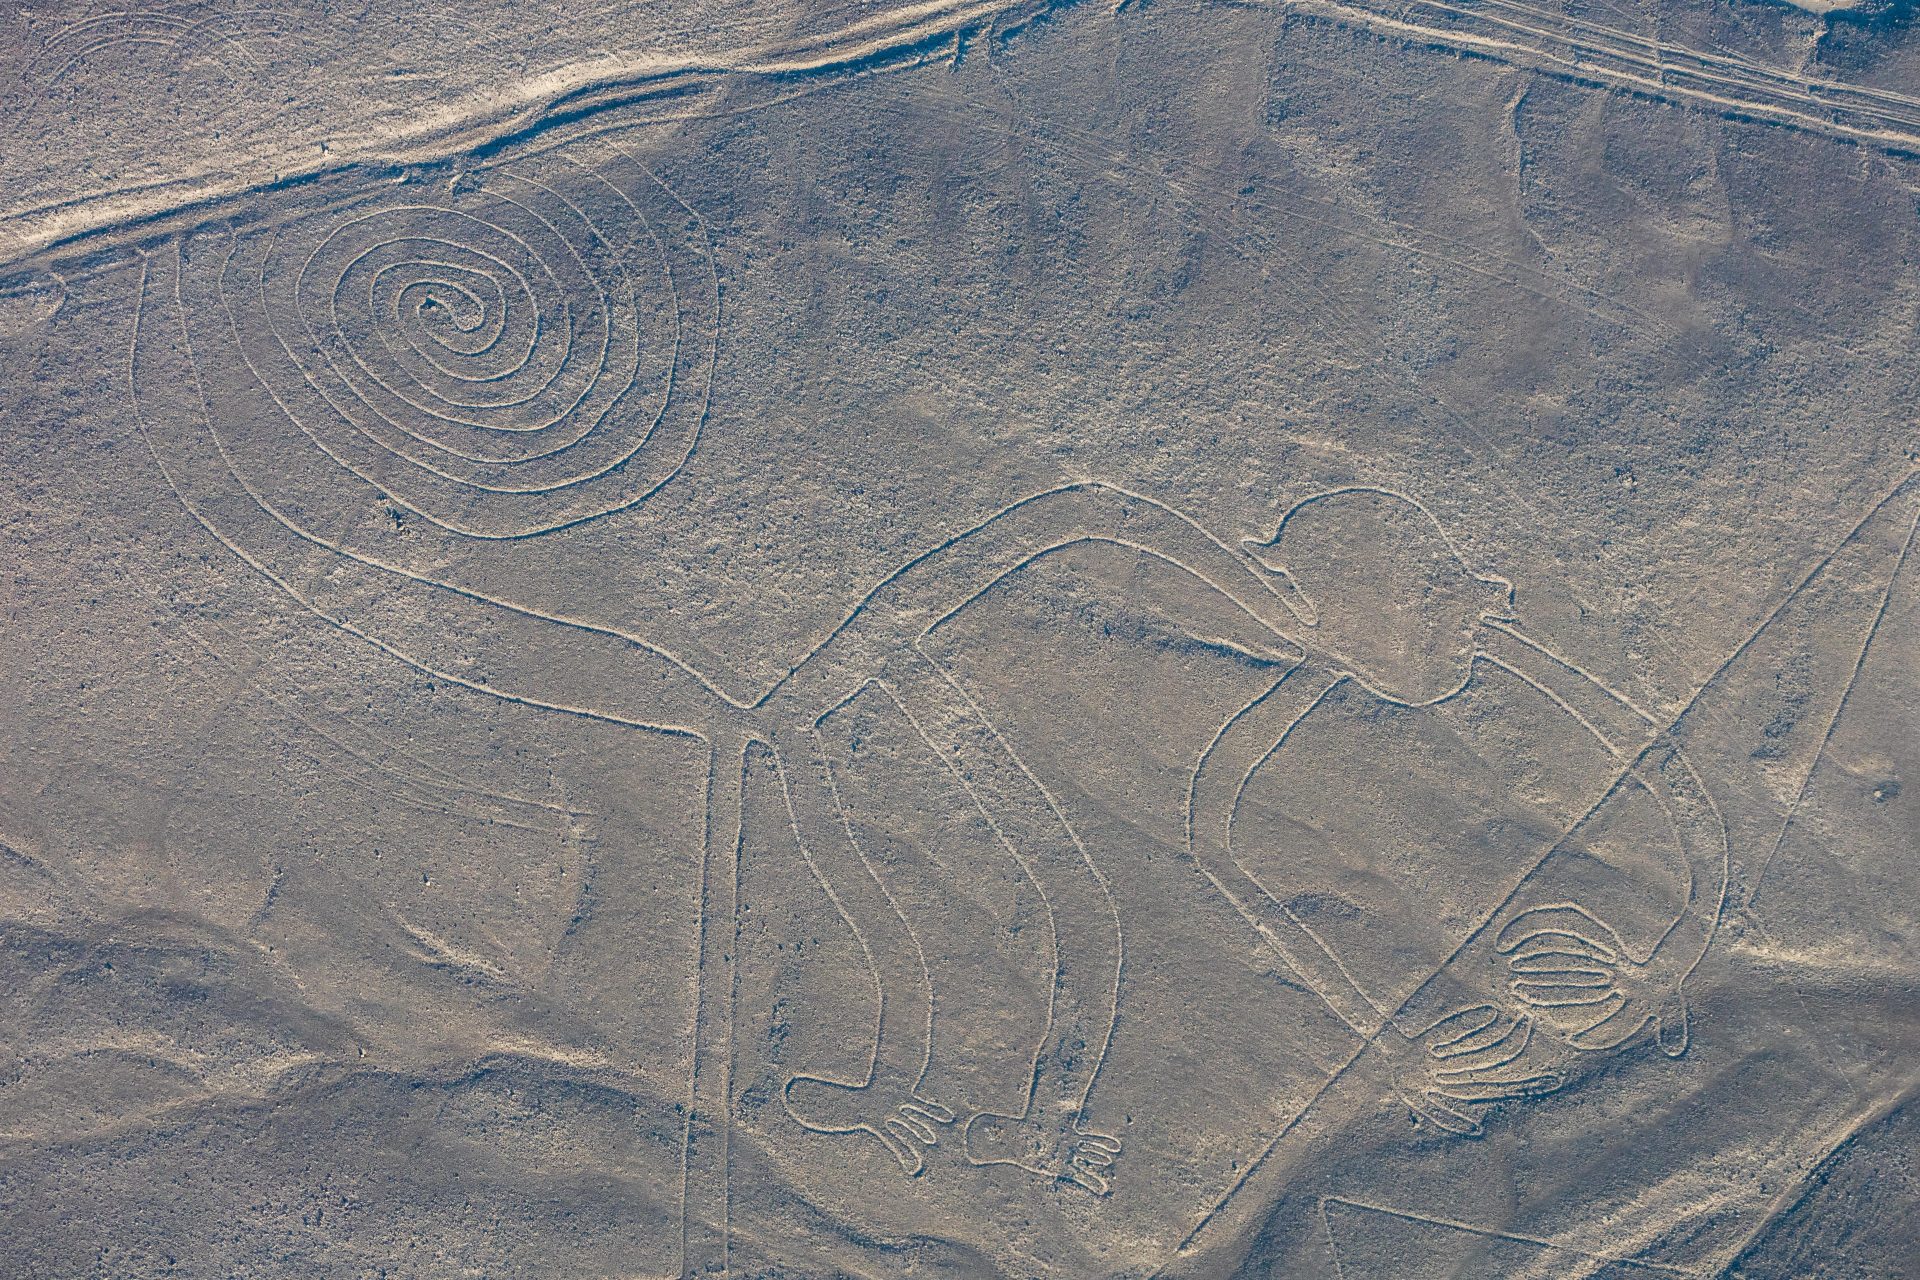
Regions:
[[165, 140, 715, 539]]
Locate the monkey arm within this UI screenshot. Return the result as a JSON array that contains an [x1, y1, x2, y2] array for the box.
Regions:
[[1474, 622, 1729, 976], [1474, 623, 1727, 1056], [762, 480, 1309, 720], [1185, 663, 1399, 1042]]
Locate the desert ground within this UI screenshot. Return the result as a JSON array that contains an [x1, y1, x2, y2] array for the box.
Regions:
[[0, 1, 1916, 1277]]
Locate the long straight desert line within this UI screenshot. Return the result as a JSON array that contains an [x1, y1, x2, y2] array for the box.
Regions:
[[14, 0, 1915, 272], [0, 0, 1075, 271], [1278, 0, 1920, 156]]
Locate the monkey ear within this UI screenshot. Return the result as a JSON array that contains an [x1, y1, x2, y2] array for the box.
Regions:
[[1242, 538, 1319, 627]]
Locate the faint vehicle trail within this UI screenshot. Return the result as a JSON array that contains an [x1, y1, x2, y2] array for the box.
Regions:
[[161, 604, 584, 838], [0, 0, 1079, 267], [891, 77, 1684, 343], [13, 0, 1920, 269]]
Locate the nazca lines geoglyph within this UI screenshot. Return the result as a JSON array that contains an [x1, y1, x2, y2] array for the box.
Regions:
[[159, 140, 715, 538], [123, 122, 1920, 1278], [128, 144, 1333, 1269], [130, 137, 730, 1275], [1280, 0, 1920, 156], [25, 8, 302, 86], [1160, 468, 1920, 1269]]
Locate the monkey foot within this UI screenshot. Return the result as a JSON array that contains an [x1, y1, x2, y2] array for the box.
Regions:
[[963, 1108, 1122, 1195], [783, 1072, 956, 1175]]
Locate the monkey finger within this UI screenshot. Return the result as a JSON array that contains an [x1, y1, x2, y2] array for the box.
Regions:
[[1496, 905, 1623, 960], [1424, 1005, 1502, 1053], [1567, 995, 1654, 1051], [1069, 1164, 1111, 1196], [907, 1098, 956, 1124], [1437, 1016, 1533, 1075], [1507, 953, 1615, 978], [1434, 1014, 1530, 1066], [1505, 935, 1618, 969], [901, 1102, 954, 1129], [1428, 1013, 1512, 1059], [891, 1111, 939, 1145], [1414, 1091, 1486, 1137], [1434, 1073, 1563, 1104], [873, 1121, 927, 1175], [1511, 980, 1620, 1008]]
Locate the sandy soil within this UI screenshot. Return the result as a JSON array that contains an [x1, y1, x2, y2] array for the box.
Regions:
[[1, 1, 1916, 1277]]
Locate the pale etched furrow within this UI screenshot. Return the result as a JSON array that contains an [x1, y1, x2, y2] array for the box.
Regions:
[[889, 81, 1684, 342]]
